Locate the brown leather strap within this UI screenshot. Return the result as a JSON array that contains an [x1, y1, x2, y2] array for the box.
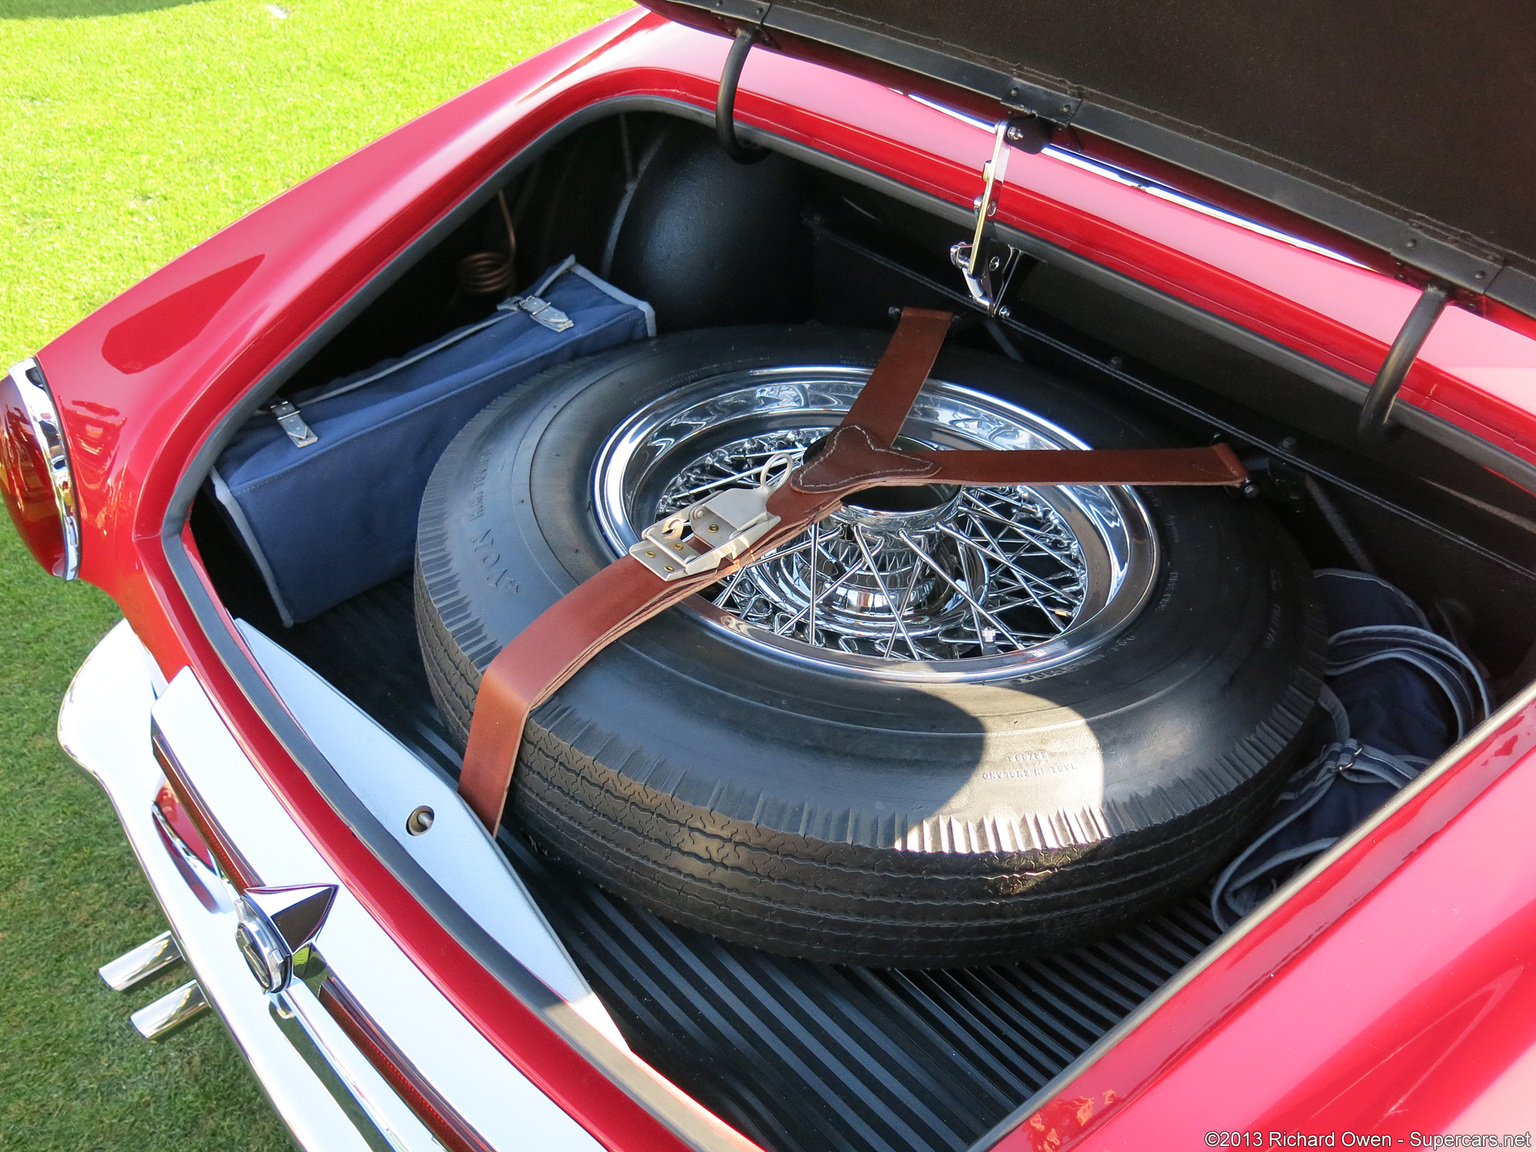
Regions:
[[786, 425, 939, 494], [907, 443, 1246, 487], [781, 436, 1243, 501], [837, 308, 953, 444], [457, 308, 1249, 831], [459, 496, 830, 830], [459, 556, 705, 828]]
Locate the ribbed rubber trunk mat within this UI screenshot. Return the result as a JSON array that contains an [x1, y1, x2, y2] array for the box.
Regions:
[[505, 834, 1218, 1152], [277, 575, 1223, 1152]]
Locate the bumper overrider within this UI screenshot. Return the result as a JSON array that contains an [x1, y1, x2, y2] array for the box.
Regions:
[[61, 620, 606, 1152]]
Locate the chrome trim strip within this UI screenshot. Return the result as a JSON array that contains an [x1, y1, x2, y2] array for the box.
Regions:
[[60, 621, 604, 1152], [969, 667, 1536, 1150], [61, 622, 386, 1152], [6, 357, 80, 580], [233, 621, 624, 1045], [265, 993, 399, 1152]]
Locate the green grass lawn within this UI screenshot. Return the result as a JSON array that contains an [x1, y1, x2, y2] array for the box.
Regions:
[[0, 2, 623, 1147]]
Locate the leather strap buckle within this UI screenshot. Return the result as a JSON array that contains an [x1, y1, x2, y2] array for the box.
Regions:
[[628, 452, 793, 580]]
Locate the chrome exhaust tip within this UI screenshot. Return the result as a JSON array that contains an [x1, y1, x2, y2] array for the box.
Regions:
[[130, 979, 208, 1041], [98, 929, 182, 993]]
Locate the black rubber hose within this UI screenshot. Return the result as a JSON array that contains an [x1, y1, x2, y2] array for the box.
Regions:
[[1357, 281, 1451, 439], [717, 28, 768, 164]]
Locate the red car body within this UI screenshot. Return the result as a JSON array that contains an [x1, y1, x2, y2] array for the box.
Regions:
[[19, 9, 1536, 1147]]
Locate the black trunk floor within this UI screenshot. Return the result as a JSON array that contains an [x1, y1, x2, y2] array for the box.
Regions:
[[278, 575, 1222, 1152]]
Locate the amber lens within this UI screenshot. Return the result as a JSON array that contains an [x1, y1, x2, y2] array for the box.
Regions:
[[0, 370, 67, 577]]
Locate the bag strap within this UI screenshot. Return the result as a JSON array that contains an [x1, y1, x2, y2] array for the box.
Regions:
[[457, 308, 1247, 830]]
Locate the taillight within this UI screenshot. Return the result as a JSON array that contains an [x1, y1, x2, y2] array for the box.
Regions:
[[1, 359, 79, 579]]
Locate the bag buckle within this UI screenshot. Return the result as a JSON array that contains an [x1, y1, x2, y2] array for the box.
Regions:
[[501, 294, 574, 332], [629, 453, 795, 581], [271, 399, 318, 448]]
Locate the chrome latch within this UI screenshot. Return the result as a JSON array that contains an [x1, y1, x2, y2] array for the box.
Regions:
[[501, 293, 573, 332], [271, 399, 318, 448], [629, 453, 794, 581], [949, 119, 1031, 317]]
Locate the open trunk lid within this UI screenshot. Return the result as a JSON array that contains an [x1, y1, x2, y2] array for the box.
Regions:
[[643, 0, 1536, 322]]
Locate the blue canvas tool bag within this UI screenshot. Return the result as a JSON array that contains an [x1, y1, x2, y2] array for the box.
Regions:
[[211, 258, 655, 624], [1211, 568, 1490, 928]]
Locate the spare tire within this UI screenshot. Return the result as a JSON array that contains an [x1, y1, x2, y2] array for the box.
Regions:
[[416, 326, 1325, 967]]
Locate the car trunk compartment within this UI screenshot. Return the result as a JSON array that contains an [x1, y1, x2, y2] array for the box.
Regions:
[[186, 108, 1536, 1152]]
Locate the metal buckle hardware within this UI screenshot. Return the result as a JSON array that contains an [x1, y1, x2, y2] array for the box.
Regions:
[[271, 399, 318, 448], [949, 119, 1031, 316], [502, 294, 574, 332], [629, 453, 795, 581]]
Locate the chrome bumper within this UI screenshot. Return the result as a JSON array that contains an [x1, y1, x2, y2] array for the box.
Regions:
[[60, 621, 602, 1152]]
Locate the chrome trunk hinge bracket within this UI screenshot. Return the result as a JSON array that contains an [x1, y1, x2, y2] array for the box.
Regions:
[[949, 117, 1047, 317]]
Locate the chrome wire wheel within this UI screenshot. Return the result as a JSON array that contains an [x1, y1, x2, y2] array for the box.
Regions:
[[593, 367, 1158, 682]]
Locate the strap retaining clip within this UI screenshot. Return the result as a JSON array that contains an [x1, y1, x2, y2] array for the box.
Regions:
[[629, 452, 794, 580]]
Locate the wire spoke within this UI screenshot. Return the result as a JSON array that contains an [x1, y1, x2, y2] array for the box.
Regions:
[[852, 526, 923, 659], [777, 548, 874, 632], [961, 492, 1080, 565], [897, 530, 1029, 651], [882, 562, 924, 658], [932, 523, 1070, 632], [806, 520, 820, 648]]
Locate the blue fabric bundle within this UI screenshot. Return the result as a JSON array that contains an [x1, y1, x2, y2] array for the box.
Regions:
[[1211, 569, 1490, 929], [212, 259, 655, 624]]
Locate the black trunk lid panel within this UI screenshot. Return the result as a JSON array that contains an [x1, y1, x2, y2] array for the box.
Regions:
[[278, 574, 1221, 1152]]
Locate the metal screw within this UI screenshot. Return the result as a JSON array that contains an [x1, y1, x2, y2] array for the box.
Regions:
[[708, 524, 720, 532], [1006, 126, 1024, 142], [664, 564, 675, 572], [996, 305, 1011, 319], [1108, 355, 1124, 370], [645, 549, 655, 557], [1475, 270, 1486, 280], [406, 806, 435, 836], [1405, 238, 1417, 248], [1280, 436, 1298, 450]]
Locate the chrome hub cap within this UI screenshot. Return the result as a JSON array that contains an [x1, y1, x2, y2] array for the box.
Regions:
[[594, 367, 1158, 682]]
